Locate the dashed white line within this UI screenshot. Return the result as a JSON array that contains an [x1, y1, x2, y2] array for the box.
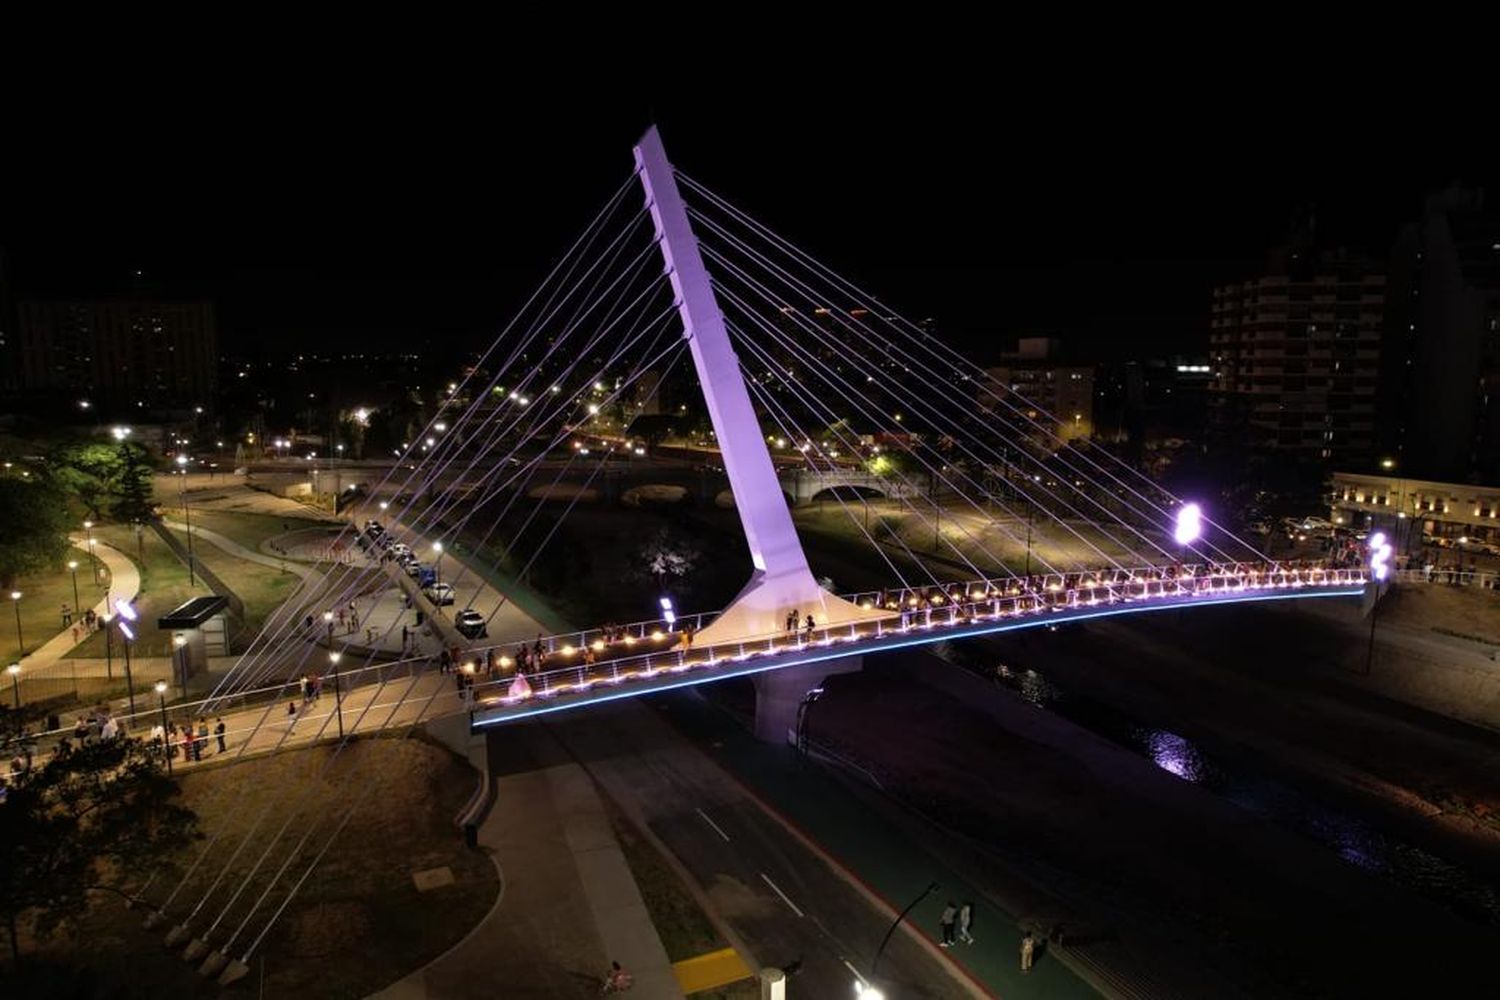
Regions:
[[696, 807, 732, 842], [759, 873, 805, 917]]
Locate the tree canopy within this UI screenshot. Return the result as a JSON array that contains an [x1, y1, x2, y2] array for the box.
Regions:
[[0, 478, 73, 590], [0, 735, 197, 965], [44, 441, 156, 523]]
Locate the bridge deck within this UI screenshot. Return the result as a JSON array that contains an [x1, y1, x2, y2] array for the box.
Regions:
[[471, 567, 1366, 727]]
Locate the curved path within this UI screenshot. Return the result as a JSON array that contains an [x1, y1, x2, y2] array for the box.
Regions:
[[17, 534, 141, 674]]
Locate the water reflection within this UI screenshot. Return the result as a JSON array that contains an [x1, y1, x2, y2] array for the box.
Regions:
[[1136, 728, 1213, 784], [958, 648, 1500, 925]]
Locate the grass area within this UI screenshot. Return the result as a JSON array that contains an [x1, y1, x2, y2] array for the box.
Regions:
[[2, 547, 110, 663], [184, 508, 330, 554], [69, 526, 211, 658], [606, 801, 757, 999], [165, 526, 300, 633], [15, 735, 498, 998]]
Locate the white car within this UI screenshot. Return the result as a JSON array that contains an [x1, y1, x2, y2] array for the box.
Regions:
[[423, 583, 455, 606]]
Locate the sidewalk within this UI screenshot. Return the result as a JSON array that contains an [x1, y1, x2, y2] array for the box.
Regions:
[[161, 518, 321, 582], [373, 732, 683, 999], [16, 534, 140, 674]]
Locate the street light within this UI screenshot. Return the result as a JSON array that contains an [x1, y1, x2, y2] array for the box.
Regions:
[[67, 560, 81, 621], [176, 455, 196, 586], [155, 681, 171, 774], [102, 611, 115, 680], [1365, 532, 1394, 676], [327, 650, 345, 738], [869, 880, 940, 981], [10, 591, 22, 656], [7, 663, 19, 710], [83, 520, 99, 584], [115, 599, 138, 718]]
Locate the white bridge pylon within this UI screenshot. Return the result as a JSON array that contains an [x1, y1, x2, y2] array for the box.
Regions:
[[634, 126, 879, 645]]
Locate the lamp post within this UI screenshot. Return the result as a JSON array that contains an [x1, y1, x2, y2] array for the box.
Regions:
[[102, 612, 114, 680], [155, 681, 171, 775], [83, 520, 99, 583], [431, 541, 443, 597], [115, 599, 139, 718], [10, 590, 22, 656], [7, 663, 19, 710], [329, 650, 343, 739], [67, 560, 81, 620], [176, 456, 196, 586], [869, 880, 940, 983], [1365, 532, 1393, 676]]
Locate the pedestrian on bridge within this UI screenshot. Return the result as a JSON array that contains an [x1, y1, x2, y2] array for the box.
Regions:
[[804, 614, 816, 636], [215, 717, 226, 753], [1020, 929, 1036, 971], [958, 901, 975, 944], [785, 610, 799, 634]]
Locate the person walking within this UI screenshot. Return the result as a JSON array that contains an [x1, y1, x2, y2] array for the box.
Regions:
[[195, 718, 209, 760], [286, 701, 299, 732], [785, 609, 798, 634], [1020, 929, 1036, 971], [958, 901, 975, 944], [938, 901, 957, 947], [600, 960, 633, 993], [214, 717, 227, 753], [804, 614, 816, 636], [61, 603, 73, 627], [401, 624, 410, 650]]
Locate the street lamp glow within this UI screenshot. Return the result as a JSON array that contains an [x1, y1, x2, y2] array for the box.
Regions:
[[6, 664, 18, 676], [1173, 503, 1203, 546], [155, 680, 168, 695], [433, 422, 447, 432], [855, 983, 885, 1000], [111, 426, 131, 440], [68, 560, 78, 570], [176, 454, 188, 467], [379, 501, 389, 511], [431, 542, 443, 554], [329, 651, 341, 664], [9, 591, 20, 601]]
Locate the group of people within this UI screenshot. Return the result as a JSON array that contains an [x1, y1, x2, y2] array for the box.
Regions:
[[149, 717, 227, 761], [783, 610, 818, 635], [938, 901, 1047, 972], [64, 603, 108, 647]]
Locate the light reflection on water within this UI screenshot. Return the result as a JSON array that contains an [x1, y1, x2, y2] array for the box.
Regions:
[[964, 647, 1500, 925]]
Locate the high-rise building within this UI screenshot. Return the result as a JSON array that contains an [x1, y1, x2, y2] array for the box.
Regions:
[[1207, 247, 1385, 465], [15, 298, 217, 412], [982, 337, 1095, 444], [1382, 186, 1500, 484]]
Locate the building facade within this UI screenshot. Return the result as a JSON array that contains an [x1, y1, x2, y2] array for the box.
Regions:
[[983, 337, 1095, 444], [16, 298, 217, 412], [1208, 248, 1385, 465], [1329, 470, 1500, 553], [1382, 186, 1500, 485]]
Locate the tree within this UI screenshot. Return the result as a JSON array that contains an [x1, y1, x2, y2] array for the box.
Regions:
[[0, 478, 72, 590], [0, 736, 197, 967], [634, 525, 699, 592], [44, 440, 156, 522]]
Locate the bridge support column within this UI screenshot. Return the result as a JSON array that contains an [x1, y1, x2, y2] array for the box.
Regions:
[[752, 657, 861, 744]]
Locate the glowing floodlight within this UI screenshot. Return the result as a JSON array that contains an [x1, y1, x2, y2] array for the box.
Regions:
[[113, 599, 138, 622], [1369, 532, 1393, 581], [1173, 503, 1203, 546], [118, 621, 135, 640], [659, 596, 677, 627]]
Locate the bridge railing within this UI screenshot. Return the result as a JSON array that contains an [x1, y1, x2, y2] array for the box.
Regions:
[[470, 563, 1368, 713], [1393, 567, 1499, 589]]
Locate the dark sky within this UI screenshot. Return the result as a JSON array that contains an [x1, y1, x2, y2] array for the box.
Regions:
[[7, 82, 1492, 363]]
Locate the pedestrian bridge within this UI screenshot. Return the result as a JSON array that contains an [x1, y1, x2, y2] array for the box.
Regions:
[[469, 562, 1367, 731]]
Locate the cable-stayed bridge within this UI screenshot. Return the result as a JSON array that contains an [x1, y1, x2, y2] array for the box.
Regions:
[[109, 128, 1371, 982]]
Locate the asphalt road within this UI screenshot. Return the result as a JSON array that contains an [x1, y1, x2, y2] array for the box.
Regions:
[[488, 698, 981, 1000]]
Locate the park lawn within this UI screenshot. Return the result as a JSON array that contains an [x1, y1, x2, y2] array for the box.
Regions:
[[69, 526, 210, 659], [17, 735, 498, 999], [164, 526, 301, 634], [184, 508, 330, 554], [2, 547, 110, 664]]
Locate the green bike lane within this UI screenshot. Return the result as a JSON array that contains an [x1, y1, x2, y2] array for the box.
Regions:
[[656, 690, 1099, 1000]]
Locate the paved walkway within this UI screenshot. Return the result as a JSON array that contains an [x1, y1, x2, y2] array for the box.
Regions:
[[372, 728, 683, 999], [161, 518, 320, 582], [15, 534, 140, 674]]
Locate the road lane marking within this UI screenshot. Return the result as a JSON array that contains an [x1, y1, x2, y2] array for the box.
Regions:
[[759, 873, 805, 917], [696, 807, 731, 842]]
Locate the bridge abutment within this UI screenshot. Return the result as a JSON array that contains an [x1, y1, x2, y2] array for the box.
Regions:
[[752, 656, 862, 744]]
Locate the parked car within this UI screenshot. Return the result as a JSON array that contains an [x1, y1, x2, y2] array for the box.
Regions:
[[389, 542, 412, 558], [424, 583, 455, 605], [403, 560, 426, 579], [455, 609, 488, 639]]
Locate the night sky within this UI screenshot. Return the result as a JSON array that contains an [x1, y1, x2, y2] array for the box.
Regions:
[[7, 85, 1491, 364]]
